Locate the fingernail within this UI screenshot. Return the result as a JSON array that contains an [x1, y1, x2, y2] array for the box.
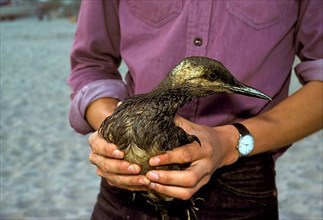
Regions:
[[112, 150, 123, 159], [127, 164, 138, 173], [150, 157, 160, 166], [149, 182, 156, 189], [138, 178, 150, 186], [147, 171, 159, 181]]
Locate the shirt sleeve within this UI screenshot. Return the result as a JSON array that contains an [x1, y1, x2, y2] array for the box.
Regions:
[[67, 0, 128, 134], [294, 0, 323, 84], [69, 79, 128, 134]]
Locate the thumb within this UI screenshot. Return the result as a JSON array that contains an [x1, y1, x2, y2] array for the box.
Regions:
[[174, 114, 197, 137]]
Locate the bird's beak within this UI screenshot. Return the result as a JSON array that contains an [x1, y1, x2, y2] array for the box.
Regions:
[[229, 82, 272, 101]]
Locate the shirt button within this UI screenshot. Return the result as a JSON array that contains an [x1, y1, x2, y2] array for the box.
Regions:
[[194, 37, 203, 46]]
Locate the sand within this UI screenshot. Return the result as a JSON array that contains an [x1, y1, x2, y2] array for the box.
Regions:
[[0, 18, 322, 219]]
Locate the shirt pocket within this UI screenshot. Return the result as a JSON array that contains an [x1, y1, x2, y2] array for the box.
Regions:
[[226, 0, 289, 29], [126, 0, 183, 28]]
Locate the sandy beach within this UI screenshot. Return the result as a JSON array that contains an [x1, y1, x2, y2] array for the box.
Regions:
[[0, 18, 322, 219]]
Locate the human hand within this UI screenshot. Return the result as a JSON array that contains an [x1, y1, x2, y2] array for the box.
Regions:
[[146, 115, 239, 200], [88, 131, 150, 191]]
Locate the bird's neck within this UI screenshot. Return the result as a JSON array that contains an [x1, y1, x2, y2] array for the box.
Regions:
[[148, 85, 197, 114]]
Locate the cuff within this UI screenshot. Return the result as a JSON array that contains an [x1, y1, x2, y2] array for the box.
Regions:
[[68, 79, 128, 134], [295, 59, 323, 85]]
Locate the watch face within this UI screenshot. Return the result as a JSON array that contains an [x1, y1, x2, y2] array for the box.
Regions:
[[238, 135, 254, 156]]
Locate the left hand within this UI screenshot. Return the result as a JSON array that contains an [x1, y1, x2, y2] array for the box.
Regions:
[[146, 115, 239, 200]]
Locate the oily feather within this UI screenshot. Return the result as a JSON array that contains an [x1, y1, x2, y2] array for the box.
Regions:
[[98, 56, 272, 219], [100, 92, 196, 174]]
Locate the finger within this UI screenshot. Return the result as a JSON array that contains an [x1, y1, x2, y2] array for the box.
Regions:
[[174, 115, 194, 133], [149, 142, 202, 166], [88, 131, 124, 159], [146, 162, 209, 187], [148, 174, 210, 200], [89, 152, 141, 174], [97, 168, 150, 191], [174, 114, 186, 127]]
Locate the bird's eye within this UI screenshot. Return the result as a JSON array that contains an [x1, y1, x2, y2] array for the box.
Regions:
[[208, 71, 218, 80]]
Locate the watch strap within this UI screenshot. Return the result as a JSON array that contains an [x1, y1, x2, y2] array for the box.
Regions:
[[232, 123, 250, 136]]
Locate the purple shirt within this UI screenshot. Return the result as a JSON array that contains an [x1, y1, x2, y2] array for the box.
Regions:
[[68, 0, 322, 135]]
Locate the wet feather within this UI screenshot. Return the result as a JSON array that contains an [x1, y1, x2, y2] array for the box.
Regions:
[[99, 56, 271, 219]]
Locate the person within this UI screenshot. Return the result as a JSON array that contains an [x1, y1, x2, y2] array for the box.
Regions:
[[68, 1, 322, 219]]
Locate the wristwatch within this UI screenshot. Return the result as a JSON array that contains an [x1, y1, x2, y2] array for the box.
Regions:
[[232, 123, 254, 157]]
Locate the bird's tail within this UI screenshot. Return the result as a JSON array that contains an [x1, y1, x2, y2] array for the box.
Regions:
[[186, 197, 205, 220], [160, 208, 170, 220], [144, 192, 204, 220]]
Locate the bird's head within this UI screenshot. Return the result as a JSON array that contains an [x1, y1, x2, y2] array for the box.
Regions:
[[168, 56, 272, 100]]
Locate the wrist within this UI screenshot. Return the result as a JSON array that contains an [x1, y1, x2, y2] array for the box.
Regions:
[[214, 125, 240, 167], [85, 97, 119, 130]]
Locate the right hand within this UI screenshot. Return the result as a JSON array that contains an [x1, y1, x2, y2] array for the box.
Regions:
[[88, 131, 151, 191]]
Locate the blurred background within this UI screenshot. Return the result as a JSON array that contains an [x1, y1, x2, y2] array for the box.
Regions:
[[0, 0, 80, 21], [0, 0, 322, 219]]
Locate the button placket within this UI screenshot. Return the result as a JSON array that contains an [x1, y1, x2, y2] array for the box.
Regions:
[[186, 1, 212, 55], [183, 1, 212, 121]]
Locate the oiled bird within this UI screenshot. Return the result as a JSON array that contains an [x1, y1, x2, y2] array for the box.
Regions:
[[99, 56, 271, 219]]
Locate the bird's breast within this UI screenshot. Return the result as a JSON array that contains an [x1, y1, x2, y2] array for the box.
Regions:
[[99, 96, 193, 174]]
